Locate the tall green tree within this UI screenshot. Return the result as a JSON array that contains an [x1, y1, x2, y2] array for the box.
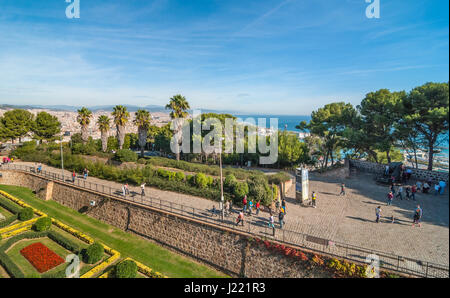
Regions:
[[403, 82, 449, 170], [277, 131, 309, 168], [297, 102, 356, 169], [358, 89, 405, 163], [165, 94, 190, 161], [112, 105, 130, 150], [33, 111, 61, 142], [77, 107, 92, 144], [97, 115, 111, 153], [0, 109, 34, 143], [133, 109, 152, 158]]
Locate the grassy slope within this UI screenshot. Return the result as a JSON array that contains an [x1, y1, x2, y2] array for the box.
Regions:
[[0, 184, 227, 278]]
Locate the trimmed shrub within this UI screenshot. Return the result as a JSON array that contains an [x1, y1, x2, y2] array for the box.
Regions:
[[195, 173, 208, 189], [233, 182, 249, 201], [18, 207, 34, 221], [115, 260, 138, 278], [32, 217, 52, 232], [84, 242, 104, 264], [224, 174, 237, 191], [0, 196, 22, 214], [175, 171, 185, 182], [114, 149, 138, 163], [47, 231, 81, 254]]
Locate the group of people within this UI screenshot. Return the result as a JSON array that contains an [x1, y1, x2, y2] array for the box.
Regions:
[[1, 157, 13, 164], [375, 204, 423, 227], [233, 195, 288, 231]]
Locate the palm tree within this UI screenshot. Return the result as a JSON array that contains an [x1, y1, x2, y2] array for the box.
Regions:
[[165, 94, 190, 161], [134, 109, 152, 158], [111, 105, 130, 149], [77, 107, 92, 144], [97, 115, 111, 152]]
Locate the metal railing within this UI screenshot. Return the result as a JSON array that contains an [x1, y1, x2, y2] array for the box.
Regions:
[[1, 163, 448, 278]]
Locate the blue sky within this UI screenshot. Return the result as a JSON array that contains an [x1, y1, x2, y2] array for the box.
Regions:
[[0, 0, 448, 115]]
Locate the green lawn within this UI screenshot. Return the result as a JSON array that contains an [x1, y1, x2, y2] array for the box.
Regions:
[[0, 184, 227, 278], [6, 237, 73, 277], [2, 229, 108, 278]]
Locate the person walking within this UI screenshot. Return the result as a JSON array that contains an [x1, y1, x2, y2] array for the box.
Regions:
[[125, 183, 130, 195], [236, 211, 244, 226], [339, 183, 346, 196], [396, 186, 403, 200], [281, 198, 286, 214], [405, 186, 411, 200], [268, 214, 275, 229], [122, 184, 126, 197], [255, 201, 260, 216], [423, 182, 430, 194], [416, 181, 423, 192], [242, 195, 247, 213], [72, 170, 76, 183], [375, 206, 382, 223], [140, 183, 146, 197], [211, 205, 217, 217], [248, 199, 253, 215], [412, 205, 422, 227], [37, 164, 42, 174], [387, 191, 393, 206], [225, 200, 230, 216], [434, 183, 440, 196], [83, 168, 88, 180], [311, 191, 317, 208], [278, 209, 285, 229], [390, 184, 396, 196], [411, 185, 417, 201], [384, 165, 389, 175]]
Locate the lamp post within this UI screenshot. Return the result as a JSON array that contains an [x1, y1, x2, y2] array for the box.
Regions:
[[218, 137, 225, 222], [60, 134, 64, 181]]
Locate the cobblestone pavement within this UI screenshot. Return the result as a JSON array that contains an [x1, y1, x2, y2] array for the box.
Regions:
[[8, 162, 449, 272]]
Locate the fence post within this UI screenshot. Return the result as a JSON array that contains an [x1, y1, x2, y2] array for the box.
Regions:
[[425, 262, 429, 278]]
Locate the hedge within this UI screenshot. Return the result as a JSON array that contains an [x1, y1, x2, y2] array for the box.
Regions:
[[33, 217, 52, 232], [47, 231, 82, 255], [84, 242, 104, 264], [115, 259, 138, 278], [0, 231, 49, 278], [0, 195, 22, 214], [18, 207, 34, 221], [0, 214, 19, 229]]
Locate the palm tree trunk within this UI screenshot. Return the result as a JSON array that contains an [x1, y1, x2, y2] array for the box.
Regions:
[[81, 125, 89, 144], [138, 127, 147, 158], [101, 131, 108, 152], [117, 125, 125, 149]]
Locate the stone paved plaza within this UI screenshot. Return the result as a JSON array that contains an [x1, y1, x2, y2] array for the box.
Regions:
[[11, 162, 450, 271]]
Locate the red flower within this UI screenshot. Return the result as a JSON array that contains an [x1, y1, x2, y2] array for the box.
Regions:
[[20, 242, 65, 273]]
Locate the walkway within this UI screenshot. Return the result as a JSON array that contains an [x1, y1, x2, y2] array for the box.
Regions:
[[3, 161, 449, 277]]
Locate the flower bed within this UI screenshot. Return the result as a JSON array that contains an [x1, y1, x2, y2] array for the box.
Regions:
[[20, 242, 65, 273], [0, 189, 169, 278]]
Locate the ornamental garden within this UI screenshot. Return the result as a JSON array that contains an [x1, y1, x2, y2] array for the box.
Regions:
[[0, 188, 181, 278]]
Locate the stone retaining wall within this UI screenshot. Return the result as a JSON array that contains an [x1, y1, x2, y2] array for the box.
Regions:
[[0, 170, 332, 278], [349, 159, 449, 183]]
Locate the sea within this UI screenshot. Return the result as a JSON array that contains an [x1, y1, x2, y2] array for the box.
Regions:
[[234, 114, 449, 159]]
